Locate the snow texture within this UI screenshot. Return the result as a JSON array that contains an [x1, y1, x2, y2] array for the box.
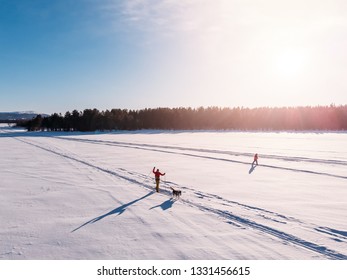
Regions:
[[1, 124, 346, 260]]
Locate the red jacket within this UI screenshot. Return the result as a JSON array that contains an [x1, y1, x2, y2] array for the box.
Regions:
[[153, 168, 165, 179]]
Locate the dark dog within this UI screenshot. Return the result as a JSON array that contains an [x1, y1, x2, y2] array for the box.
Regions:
[[170, 187, 182, 199]]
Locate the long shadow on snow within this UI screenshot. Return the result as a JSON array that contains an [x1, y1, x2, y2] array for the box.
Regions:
[[150, 198, 175, 211], [249, 164, 257, 174], [72, 191, 154, 233]]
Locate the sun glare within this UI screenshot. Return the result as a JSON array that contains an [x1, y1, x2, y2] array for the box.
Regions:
[[274, 49, 307, 79]]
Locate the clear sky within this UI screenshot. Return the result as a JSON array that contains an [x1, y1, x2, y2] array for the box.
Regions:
[[1, 0, 346, 114]]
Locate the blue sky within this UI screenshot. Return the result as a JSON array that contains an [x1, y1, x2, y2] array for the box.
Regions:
[[1, 0, 347, 114]]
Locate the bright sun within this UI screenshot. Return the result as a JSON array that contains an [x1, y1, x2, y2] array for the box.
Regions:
[[274, 49, 307, 79]]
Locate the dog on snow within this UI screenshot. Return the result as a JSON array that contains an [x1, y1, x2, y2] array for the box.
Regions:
[[170, 187, 182, 199]]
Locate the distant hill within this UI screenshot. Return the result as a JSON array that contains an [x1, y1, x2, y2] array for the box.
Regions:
[[0, 111, 48, 121]]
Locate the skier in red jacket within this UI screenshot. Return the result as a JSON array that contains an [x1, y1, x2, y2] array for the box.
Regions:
[[153, 167, 166, 193], [252, 153, 258, 166]]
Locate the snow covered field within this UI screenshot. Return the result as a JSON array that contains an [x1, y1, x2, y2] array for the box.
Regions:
[[1, 124, 346, 260]]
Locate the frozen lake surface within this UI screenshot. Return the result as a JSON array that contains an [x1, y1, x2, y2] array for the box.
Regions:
[[1, 124, 346, 259]]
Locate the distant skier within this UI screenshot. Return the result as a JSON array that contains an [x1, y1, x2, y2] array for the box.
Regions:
[[153, 167, 166, 193], [252, 153, 258, 166]]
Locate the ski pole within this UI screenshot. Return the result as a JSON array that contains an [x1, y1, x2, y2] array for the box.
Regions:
[[163, 174, 169, 190]]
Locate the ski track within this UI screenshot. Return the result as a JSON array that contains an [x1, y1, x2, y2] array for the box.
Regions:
[[54, 136, 347, 180], [15, 136, 347, 260]]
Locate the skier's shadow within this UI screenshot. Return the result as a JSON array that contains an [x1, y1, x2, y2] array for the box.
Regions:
[[249, 163, 257, 174], [72, 191, 154, 232], [150, 198, 175, 211]]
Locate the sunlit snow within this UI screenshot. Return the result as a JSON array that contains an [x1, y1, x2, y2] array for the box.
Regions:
[[1, 124, 346, 259]]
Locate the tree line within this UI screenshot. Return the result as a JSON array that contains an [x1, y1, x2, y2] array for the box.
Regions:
[[18, 105, 347, 132]]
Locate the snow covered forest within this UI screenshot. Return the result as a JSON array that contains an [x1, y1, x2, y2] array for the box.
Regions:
[[18, 105, 347, 132], [1, 124, 346, 259]]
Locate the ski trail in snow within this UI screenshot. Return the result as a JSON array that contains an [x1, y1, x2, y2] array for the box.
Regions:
[[15, 137, 347, 260], [193, 205, 347, 260], [55, 136, 347, 180], [56, 136, 347, 166], [170, 184, 301, 223], [14, 138, 152, 189], [315, 227, 347, 242], [162, 181, 347, 260]]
